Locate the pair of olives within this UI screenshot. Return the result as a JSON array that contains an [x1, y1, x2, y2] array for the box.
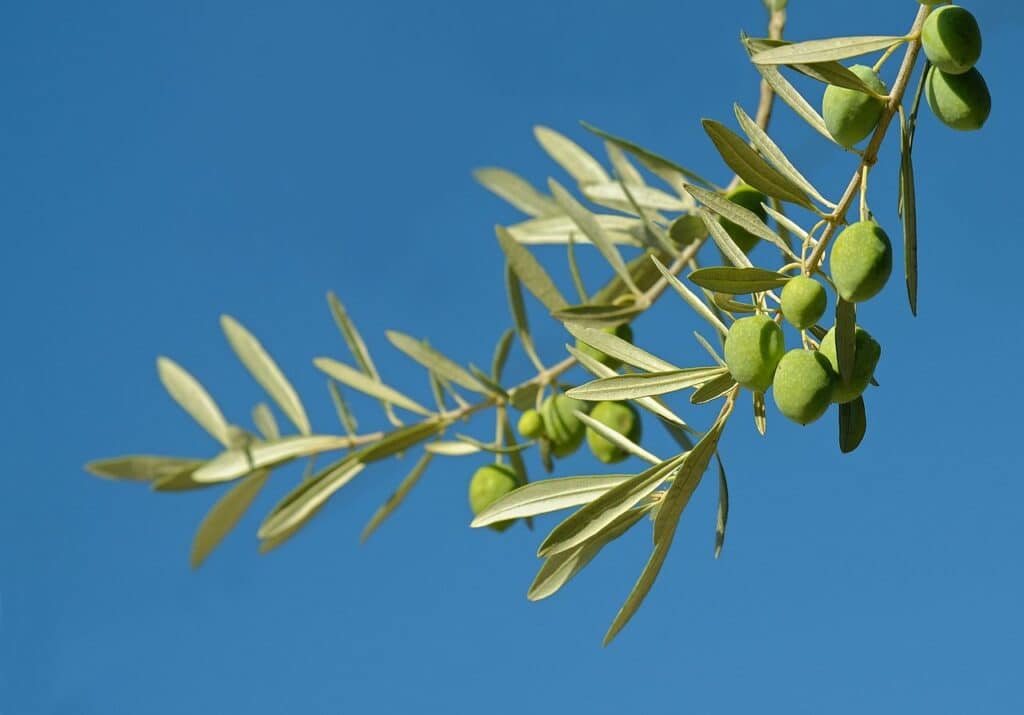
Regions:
[[518, 395, 642, 465], [724, 315, 881, 426], [822, 5, 989, 146]]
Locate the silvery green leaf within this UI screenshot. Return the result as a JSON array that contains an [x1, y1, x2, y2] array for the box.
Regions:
[[496, 225, 569, 313], [700, 209, 752, 269], [567, 233, 589, 303], [190, 469, 270, 569], [754, 391, 767, 435], [581, 182, 686, 213], [85, 455, 204, 483], [472, 474, 633, 527], [579, 122, 715, 189], [839, 396, 867, 454], [359, 421, 444, 463], [385, 331, 490, 396], [252, 403, 280, 441], [564, 323, 677, 374], [575, 411, 660, 465], [491, 329, 515, 383], [453, 434, 530, 455], [743, 38, 834, 143], [360, 452, 434, 543], [538, 453, 687, 558], [156, 357, 231, 447], [899, 112, 918, 316], [425, 441, 480, 456], [258, 458, 366, 540], [327, 380, 359, 438], [685, 184, 791, 254], [221, 316, 311, 436], [689, 266, 791, 293], [151, 467, 218, 492], [549, 179, 640, 295], [835, 299, 856, 383], [504, 264, 545, 370], [528, 505, 652, 602], [551, 303, 645, 328], [714, 454, 729, 559], [534, 126, 610, 186], [315, 357, 433, 417], [194, 435, 352, 484], [753, 35, 905, 65], [650, 256, 728, 336], [700, 121, 812, 208], [567, 368, 727, 402], [690, 372, 738, 404], [733, 105, 835, 209], [468, 364, 508, 398], [606, 141, 645, 187], [745, 39, 887, 95], [507, 214, 641, 246], [473, 167, 560, 217]]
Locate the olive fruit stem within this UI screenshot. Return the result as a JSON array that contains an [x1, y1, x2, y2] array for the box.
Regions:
[[806, 4, 932, 274]]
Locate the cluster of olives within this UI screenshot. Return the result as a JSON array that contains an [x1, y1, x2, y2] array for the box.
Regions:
[[723, 218, 890, 425], [822, 3, 988, 147]]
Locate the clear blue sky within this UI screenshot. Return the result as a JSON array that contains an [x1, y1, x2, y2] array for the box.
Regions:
[[2, 1, 1022, 712]]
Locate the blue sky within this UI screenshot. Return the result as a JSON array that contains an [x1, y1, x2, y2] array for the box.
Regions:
[[2, 1, 1022, 712]]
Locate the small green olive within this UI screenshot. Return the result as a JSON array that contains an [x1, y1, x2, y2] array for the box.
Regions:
[[926, 66, 991, 131], [585, 401, 642, 464], [669, 214, 707, 247], [829, 221, 893, 303], [822, 65, 887, 148], [922, 5, 982, 75], [720, 184, 768, 253], [780, 276, 827, 330], [772, 349, 837, 425], [468, 463, 519, 532], [517, 408, 545, 439], [724, 315, 785, 393], [576, 323, 633, 370], [817, 326, 882, 404], [541, 394, 588, 458]]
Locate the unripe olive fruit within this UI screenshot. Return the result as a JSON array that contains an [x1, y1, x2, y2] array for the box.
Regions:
[[925, 66, 991, 131], [517, 408, 545, 439], [922, 6, 982, 75], [576, 323, 633, 370], [817, 326, 882, 404], [724, 315, 785, 393], [829, 221, 893, 303], [541, 394, 588, 458], [780, 276, 827, 330], [772, 349, 836, 425], [822, 65, 887, 148], [669, 214, 707, 246], [468, 463, 518, 532], [720, 184, 768, 253], [585, 401, 642, 465]]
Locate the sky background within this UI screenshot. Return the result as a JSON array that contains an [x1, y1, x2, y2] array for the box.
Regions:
[[2, 1, 1023, 713]]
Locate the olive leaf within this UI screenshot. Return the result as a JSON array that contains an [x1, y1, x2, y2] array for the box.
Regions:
[[579, 121, 715, 189], [508, 214, 641, 246], [535, 126, 610, 186], [258, 458, 366, 541], [252, 403, 280, 441], [714, 454, 729, 559], [361, 452, 434, 543], [156, 358, 231, 447], [899, 111, 919, 316], [690, 371, 738, 404], [700, 209, 752, 269], [617, 180, 678, 257], [752, 35, 905, 65], [190, 469, 271, 569], [314, 357, 434, 417], [564, 323, 677, 374], [581, 182, 686, 213], [424, 441, 481, 456], [651, 257, 728, 337], [605, 141, 645, 187], [744, 38, 888, 96], [193, 435, 352, 484], [551, 303, 645, 328], [328, 380, 359, 438], [753, 391, 767, 436], [496, 225, 569, 313], [566, 233, 589, 303], [471, 474, 633, 527], [839, 396, 867, 454], [221, 316, 311, 436], [505, 264, 545, 370], [385, 331, 491, 396], [491, 328, 515, 383], [689, 266, 791, 293], [473, 167, 560, 217], [567, 368, 728, 402], [85, 455, 204, 483], [574, 411, 661, 465]]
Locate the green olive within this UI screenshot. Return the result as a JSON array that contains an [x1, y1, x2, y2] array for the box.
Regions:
[[772, 349, 836, 425], [922, 6, 982, 75], [468, 463, 519, 532], [822, 65, 887, 148], [576, 323, 633, 370], [780, 276, 827, 330], [669, 214, 707, 247], [926, 66, 991, 131], [829, 221, 893, 303], [724, 315, 785, 393], [720, 184, 768, 253], [517, 408, 545, 439], [585, 401, 642, 464], [817, 326, 882, 404], [541, 394, 588, 458]]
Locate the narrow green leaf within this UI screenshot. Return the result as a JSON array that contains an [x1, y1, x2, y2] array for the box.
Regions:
[[564, 323, 677, 374], [685, 184, 792, 256], [193, 435, 352, 484], [579, 122, 715, 188], [424, 440, 480, 456], [359, 421, 443, 463], [473, 167, 560, 217], [534, 126, 610, 185], [605, 141, 645, 187], [549, 180, 640, 295], [689, 266, 790, 293], [581, 182, 685, 213], [567, 368, 727, 402], [650, 257, 728, 336], [453, 434, 530, 455], [538, 454, 687, 558], [507, 214, 641, 246], [327, 380, 359, 438], [566, 233, 589, 303], [693, 331, 726, 367], [491, 328, 515, 383], [258, 458, 366, 541], [700, 121, 812, 207], [85, 455, 204, 483], [551, 303, 645, 328], [835, 299, 857, 383], [252, 403, 280, 441], [753, 35, 905, 65], [899, 113, 919, 316], [151, 467, 218, 492], [505, 264, 544, 370], [575, 411, 660, 465], [839, 396, 867, 454], [745, 38, 888, 95], [700, 209, 752, 269], [690, 372, 738, 404], [315, 357, 433, 417], [221, 316, 311, 436], [361, 452, 433, 542], [190, 469, 270, 569], [714, 454, 729, 559], [753, 391, 767, 436], [385, 331, 490, 395], [743, 38, 834, 143], [472, 475, 633, 527], [156, 358, 231, 446], [617, 181, 678, 257], [496, 225, 569, 313]]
